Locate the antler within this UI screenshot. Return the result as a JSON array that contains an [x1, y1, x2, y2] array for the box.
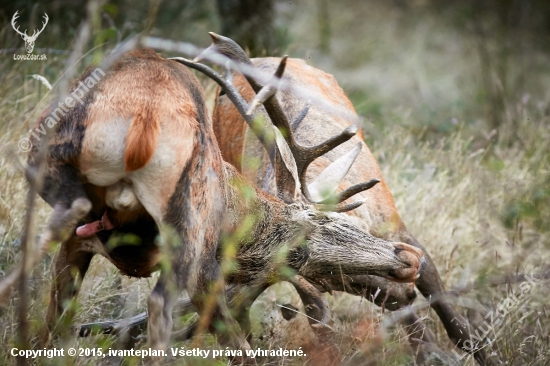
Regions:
[[170, 56, 301, 202], [172, 33, 380, 211], [11, 11, 48, 41], [28, 13, 48, 41], [11, 11, 27, 39], [198, 33, 381, 211]]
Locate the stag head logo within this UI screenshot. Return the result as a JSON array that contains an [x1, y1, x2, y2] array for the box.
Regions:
[[11, 11, 49, 54]]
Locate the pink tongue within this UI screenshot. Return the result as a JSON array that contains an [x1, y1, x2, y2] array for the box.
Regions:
[[76, 212, 115, 237]]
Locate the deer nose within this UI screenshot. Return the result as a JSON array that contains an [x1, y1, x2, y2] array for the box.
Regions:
[[387, 243, 425, 282]]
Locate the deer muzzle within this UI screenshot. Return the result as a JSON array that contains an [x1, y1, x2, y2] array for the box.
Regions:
[[386, 243, 425, 282]]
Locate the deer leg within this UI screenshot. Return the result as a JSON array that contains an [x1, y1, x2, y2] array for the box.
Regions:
[[327, 267, 493, 365], [400, 312, 449, 365], [401, 312, 436, 343], [146, 231, 253, 364], [120, 284, 262, 347], [42, 234, 95, 345], [288, 275, 341, 366], [0, 198, 91, 307], [288, 275, 333, 337], [2, 162, 93, 307], [190, 262, 254, 365], [147, 229, 191, 354], [225, 284, 267, 343], [321, 274, 452, 363], [404, 237, 495, 366], [147, 268, 178, 356]]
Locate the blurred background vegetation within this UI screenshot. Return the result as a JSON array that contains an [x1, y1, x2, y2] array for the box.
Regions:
[[0, 0, 549, 365]]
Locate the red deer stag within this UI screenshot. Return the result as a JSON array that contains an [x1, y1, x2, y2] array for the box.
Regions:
[[0, 46, 425, 363], [203, 33, 493, 365]]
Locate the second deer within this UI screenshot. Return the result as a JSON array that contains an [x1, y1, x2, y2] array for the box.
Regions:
[[203, 33, 493, 365]]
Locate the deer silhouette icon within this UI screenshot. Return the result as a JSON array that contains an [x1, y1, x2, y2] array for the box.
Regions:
[[11, 11, 48, 54]]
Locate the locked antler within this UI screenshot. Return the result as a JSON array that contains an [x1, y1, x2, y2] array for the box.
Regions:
[[171, 33, 379, 211]]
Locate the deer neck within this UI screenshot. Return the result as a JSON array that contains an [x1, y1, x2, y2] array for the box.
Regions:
[[221, 163, 300, 286]]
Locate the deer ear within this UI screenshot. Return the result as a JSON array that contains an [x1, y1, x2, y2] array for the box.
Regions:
[[307, 143, 362, 202]]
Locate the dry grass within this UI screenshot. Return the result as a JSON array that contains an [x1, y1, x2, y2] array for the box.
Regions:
[[1, 0, 549, 365]]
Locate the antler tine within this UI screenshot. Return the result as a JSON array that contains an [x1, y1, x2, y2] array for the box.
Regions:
[[291, 102, 310, 131], [224, 60, 233, 84], [170, 56, 300, 203], [200, 33, 296, 145], [246, 56, 287, 116], [308, 142, 380, 208], [318, 199, 367, 213], [216, 61, 233, 97], [289, 123, 359, 206], [30, 13, 48, 39], [36, 13, 48, 36], [319, 179, 380, 204], [201, 33, 359, 204], [11, 11, 27, 37]]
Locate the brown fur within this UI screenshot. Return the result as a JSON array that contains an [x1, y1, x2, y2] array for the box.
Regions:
[[30, 49, 252, 359], [212, 57, 492, 365], [24, 49, 428, 364], [213, 84, 253, 171], [124, 105, 160, 171]]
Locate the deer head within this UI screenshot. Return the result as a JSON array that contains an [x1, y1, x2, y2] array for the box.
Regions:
[[11, 11, 48, 53], [170, 34, 426, 283]]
